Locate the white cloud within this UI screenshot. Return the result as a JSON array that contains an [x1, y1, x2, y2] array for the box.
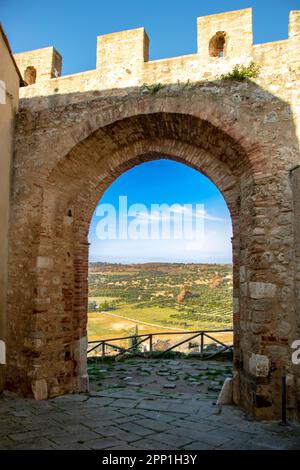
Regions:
[[122, 204, 226, 224]]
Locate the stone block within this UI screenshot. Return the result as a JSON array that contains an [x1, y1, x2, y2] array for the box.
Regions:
[[249, 282, 276, 299], [233, 297, 239, 314], [240, 266, 246, 283], [249, 353, 269, 377], [36, 256, 53, 269], [217, 377, 233, 405], [31, 379, 48, 400]]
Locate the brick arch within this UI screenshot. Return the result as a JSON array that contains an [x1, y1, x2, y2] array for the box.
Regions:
[[14, 89, 267, 192], [7, 94, 298, 421], [44, 136, 241, 402], [77, 138, 239, 229], [47, 134, 239, 220], [31, 111, 246, 396]]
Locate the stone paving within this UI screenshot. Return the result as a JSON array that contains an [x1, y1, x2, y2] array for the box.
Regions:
[[0, 358, 300, 450]]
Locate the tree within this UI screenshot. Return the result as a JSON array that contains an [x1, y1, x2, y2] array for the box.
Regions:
[[99, 300, 113, 311], [130, 325, 140, 353], [88, 301, 98, 312]]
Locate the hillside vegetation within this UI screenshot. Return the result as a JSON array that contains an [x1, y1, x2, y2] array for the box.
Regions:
[[88, 262, 233, 341]]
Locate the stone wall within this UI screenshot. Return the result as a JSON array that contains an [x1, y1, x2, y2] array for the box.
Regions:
[[5, 8, 300, 420], [0, 26, 19, 392], [14, 47, 62, 84], [292, 166, 300, 416], [14, 8, 300, 142]]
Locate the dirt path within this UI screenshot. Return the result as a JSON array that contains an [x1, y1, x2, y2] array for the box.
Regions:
[[99, 311, 187, 332]]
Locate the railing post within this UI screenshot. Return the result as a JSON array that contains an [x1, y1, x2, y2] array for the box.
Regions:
[[149, 334, 153, 352], [200, 332, 204, 357], [102, 341, 105, 357], [281, 375, 287, 425]]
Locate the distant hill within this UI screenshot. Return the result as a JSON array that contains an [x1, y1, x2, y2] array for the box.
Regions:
[[88, 261, 233, 274]]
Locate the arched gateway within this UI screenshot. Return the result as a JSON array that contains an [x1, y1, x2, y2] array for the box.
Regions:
[[4, 8, 300, 421]]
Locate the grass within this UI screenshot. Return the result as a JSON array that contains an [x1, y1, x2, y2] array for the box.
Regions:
[[88, 307, 233, 351], [89, 296, 120, 303], [88, 310, 172, 342], [88, 303, 232, 337], [87, 262, 233, 348], [110, 302, 231, 329], [141, 82, 166, 94]]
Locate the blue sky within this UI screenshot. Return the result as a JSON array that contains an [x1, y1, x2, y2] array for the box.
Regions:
[[88, 160, 233, 263], [2, 0, 297, 263], [2, 0, 298, 75]]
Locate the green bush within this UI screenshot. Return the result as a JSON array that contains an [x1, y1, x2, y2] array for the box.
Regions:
[[220, 62, 260, 81], [98, 300, 115, 311], [141, 82, 166, 94]]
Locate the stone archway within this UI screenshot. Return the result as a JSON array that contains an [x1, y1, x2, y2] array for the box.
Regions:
[[7, 85, 300, 421]]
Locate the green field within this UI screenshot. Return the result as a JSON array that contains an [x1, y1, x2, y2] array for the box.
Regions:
[[88, 311, 181, 342], [88, 262, 233, 342], [89, 296, 120, 303]]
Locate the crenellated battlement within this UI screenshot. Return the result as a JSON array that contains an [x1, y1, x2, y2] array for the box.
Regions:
[[13, 8, 300, 100], [14, 46, 62, 84], [196, 8, 253, 59]]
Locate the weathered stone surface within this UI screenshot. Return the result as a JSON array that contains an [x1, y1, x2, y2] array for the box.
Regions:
[[249, 282, 277, 299], [73, 336, 89, 394], [249, 353, 270, 377], [217, 378, 233, 405], [126, 382, 142, 387], [31, 379, 48, 400], [36, 256, 54, 269], [163, 383, 176, 389]]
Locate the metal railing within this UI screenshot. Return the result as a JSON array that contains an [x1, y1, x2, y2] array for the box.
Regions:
[[87, 329, 233, 359]]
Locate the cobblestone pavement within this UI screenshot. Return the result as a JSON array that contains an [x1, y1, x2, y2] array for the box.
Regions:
[[1, 358, 300, 450]]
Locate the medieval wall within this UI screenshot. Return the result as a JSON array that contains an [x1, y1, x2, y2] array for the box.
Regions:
[[13, 9, 300, 148], [12, 10, 299, 126], [14, 47, 62, 83], [12, 9, 300, 147], [0, 26, 20, 392]]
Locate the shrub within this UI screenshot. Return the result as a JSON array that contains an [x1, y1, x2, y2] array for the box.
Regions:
[[98, 300, 115, 311], [220, 62, 260, 81], [141, 82, 166, 94]]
